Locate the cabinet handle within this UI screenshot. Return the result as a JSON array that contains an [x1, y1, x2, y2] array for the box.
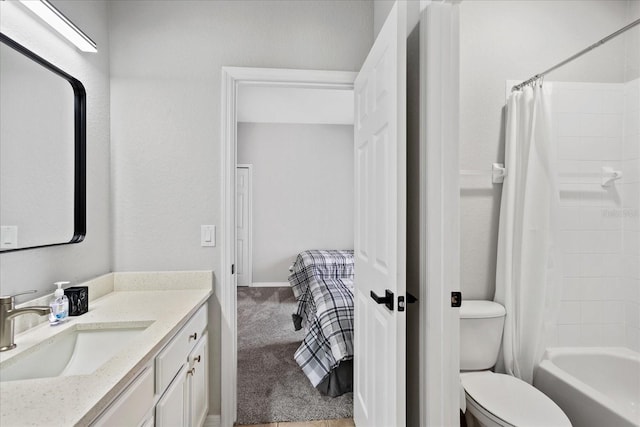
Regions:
[[187, 367, 195, 376], [189, 332, 198, 341], [194, 355, 201, 363]]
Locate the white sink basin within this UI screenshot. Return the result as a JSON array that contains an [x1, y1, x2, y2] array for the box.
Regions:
[[0, 325, 148, 382]]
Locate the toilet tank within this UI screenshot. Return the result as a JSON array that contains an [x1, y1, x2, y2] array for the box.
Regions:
[[460, 300, 506, 371]]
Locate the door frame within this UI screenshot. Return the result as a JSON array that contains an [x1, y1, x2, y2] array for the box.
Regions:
[[220, 67, 357, 427], [421, 3, 461, 426], [235, 164, 253, 287]]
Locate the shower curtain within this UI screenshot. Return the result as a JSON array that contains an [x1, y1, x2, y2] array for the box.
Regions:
[[494, 84, 562, 384]]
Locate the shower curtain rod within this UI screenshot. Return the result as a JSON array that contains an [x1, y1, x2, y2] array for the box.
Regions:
[[512, 18, 640, 92]]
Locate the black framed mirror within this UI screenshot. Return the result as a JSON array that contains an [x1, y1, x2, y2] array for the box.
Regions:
[[0, 33, 86, 252]]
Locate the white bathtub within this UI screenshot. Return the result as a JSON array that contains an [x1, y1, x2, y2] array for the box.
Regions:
[[534, 347, 640, 427]]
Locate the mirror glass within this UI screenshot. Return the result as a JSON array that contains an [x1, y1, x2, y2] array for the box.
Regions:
[[0, 34, 85, 251]]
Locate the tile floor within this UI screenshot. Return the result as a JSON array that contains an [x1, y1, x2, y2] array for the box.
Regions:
[[238, 418, 355, 427]]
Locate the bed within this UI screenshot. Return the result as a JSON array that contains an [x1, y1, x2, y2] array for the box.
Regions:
[[288, 250, 355, 397], [288, 249, 354, 331]]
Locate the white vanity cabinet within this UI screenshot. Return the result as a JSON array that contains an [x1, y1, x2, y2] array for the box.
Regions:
[[155, 304, 209, 427], [90, 303, 209, 427]]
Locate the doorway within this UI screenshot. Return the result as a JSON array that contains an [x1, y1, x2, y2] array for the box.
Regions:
[[220, 67, 357, 427], [234, 83, 356, 424]]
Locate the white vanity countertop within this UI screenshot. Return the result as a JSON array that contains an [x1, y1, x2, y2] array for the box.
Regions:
[[0, 280, 212, 427]]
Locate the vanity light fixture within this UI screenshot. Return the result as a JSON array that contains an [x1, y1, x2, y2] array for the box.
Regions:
[[18, 0, 97, 52]]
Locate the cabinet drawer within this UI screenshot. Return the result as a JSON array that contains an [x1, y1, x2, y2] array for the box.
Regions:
[[91, 365, 154, 427], [156, 304, 207, 393]]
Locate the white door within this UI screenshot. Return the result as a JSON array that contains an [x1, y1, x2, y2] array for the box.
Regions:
[[353, 1, 406, 426], [236, 165, 252, 287]]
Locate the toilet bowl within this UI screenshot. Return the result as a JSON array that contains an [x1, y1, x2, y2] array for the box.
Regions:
[[461, 371, 571, 427], [460, 301, 571, 427]]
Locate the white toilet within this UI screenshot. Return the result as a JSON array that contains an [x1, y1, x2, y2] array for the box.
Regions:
[[460, 300, 571, 427]]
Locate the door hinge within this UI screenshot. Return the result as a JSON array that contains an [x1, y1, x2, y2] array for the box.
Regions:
[[451, 291, 462, 308]]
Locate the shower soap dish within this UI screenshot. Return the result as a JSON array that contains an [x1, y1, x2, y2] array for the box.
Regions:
[[601, 167, 622, 187]]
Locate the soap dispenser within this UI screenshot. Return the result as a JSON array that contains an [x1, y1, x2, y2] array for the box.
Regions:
[[49, 281, 69, 325]]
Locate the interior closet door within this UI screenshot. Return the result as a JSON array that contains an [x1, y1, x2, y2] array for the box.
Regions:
[[236, 165, 252, 287], [353, 1, 407, 425]]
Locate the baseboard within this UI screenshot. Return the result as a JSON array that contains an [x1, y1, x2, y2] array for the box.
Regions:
[[250, 281, 289, 287], [203, 415, 221, 427]]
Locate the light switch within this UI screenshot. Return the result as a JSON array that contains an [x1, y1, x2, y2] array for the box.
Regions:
[[1, 226, 18, 249], [201, 225, 215, 247]]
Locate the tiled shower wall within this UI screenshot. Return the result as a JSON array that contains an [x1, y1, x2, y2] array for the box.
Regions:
[[622, 78, 639, 351], [549, 80, 639, 351]]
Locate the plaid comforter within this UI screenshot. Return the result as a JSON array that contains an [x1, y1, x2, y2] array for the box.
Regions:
[[288, 250, 354, 330], [294, 276, 354, 388]]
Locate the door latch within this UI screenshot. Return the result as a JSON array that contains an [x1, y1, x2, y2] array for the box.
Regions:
[[370, 289, 394, 311], [451, 291, 462, 308], [398, 292, 418, 312]]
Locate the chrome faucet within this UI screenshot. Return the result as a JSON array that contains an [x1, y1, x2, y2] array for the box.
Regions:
[[0, 290, 51, 352]]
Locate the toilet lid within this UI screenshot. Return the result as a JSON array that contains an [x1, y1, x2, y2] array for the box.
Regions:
[[460, 372, 571, 427]]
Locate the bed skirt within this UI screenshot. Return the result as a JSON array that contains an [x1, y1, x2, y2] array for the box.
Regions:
[[317, 360, 353, 397]]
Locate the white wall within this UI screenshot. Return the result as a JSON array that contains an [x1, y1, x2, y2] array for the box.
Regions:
[[238, 86, 354, 125], [237, 123, 354, 283], [373, 0, 426, 41], [109, 1, 371, 274], [459, 0, 635, 300], [108, 0, 373, 416], [625, 0, 640, 80], [0, 1, 111, 299], [374, 0, 395, 39]]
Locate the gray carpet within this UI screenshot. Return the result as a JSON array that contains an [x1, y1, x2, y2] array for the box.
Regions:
[[237, 286, 353, 425]]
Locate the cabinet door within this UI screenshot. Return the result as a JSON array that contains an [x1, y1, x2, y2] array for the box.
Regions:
[[91, 365, 154, 427], [139, 414, 154, 427], [189, 332, 209, 427], [156, 364, 188, 427]]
